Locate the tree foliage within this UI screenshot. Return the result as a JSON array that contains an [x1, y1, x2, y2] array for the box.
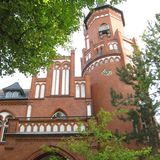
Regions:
[[0, 0, 126, 76], [111, 14, 160, 153], [43, 109, 153, 160]]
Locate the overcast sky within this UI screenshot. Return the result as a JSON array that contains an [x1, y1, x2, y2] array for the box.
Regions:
[[0, 0, 160, 89]]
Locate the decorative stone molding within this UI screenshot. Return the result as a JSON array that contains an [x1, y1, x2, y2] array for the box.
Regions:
[[83, 56, 121, 74]]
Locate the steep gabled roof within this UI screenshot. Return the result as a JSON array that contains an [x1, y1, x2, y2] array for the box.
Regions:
[[3, 82, 25, 95]]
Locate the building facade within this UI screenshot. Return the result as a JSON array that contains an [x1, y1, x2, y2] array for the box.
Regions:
[[0, 5, 135, 160]]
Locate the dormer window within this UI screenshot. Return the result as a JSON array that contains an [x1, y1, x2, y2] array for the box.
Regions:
[[12, 91, 20, 98], [5, 91, 20, 98], [5, 91, 12, 98], [2, 82, 26, 99], [99, 24, 110, 37]]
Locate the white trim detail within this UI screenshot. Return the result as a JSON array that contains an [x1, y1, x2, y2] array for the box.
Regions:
[[26, 105, 32, 120], [51, 69, 60, 95], [62, 69, 70, 95], [35, 85, 40, 98], [84, 56, 121, 74], [87, 104, 92, 116], [55, 70, 60, 95], [81, 83, 85, 98], [75, 84, 80, 98], [40, 84, 45, 98], [66, 69, 69, 95]]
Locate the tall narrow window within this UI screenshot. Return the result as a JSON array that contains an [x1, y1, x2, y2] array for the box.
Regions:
[[51, 65, 60, 95], [87, 104, 92, 116], [86, 38, 90, 49], [65, 69, 69, 95], [81, 83, 85, 98], [26, 105, 32, 120], [62, 65, 70, 95], [75, 84, 80, 98], [40, 84, 45, 98], [35, 85, 40, 98]]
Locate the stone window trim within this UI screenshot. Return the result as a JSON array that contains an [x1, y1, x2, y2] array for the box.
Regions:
[[0, 113, 14, 142], [52, 110, 67, 119], [98, 23, 111, 37]]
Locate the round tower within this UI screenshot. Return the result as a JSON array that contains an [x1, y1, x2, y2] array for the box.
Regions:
[[81, 5, 135, 132]]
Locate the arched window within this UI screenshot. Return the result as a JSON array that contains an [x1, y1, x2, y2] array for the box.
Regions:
[[12, 91, 20, 98], [35, 85, 40, 98], [113, 43, 118, 50], [51, 64, 60, 95], [62, 64, 70, 95], [99, 24, 110, 37], [0, 120, 2, 134], [5, 91, 12, 98], [108, 42, 119, 52], [75, 84, 80, 98], [81, 83, 85, 98], [40, 84, 45, 98], [52, 111, 66, 119], [2, 115, 13, 141]]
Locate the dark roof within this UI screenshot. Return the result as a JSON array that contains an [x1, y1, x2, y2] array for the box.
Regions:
[[84, 4, 125, 29], [0, 82, 30, 100], [3, 82, 24, 95], [0, 90, 3, 98], [0, 88, 29, 100]]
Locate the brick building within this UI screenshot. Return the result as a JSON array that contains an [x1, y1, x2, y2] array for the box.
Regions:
[[0, 4, 135, 160]]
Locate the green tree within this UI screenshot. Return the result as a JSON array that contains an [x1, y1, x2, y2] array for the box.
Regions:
[[110, 14, 160, 153], [43, 109, 152, 160], [0, 0, 126, 76]]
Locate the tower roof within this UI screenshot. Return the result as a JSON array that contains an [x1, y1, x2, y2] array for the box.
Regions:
[[84, 4, 125, 29]]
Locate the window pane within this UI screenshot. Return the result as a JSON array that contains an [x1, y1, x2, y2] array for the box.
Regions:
[[5, 91, 12, 98], [81, 83, 85, 98], [12, 91, 19, 98], [53, 111, 66, 118], [35, 85, 40, 98], [40, 85, 45, 98], [75, 84, 80, 98]]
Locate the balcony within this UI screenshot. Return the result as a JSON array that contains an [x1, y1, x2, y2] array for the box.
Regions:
[[7, 117, 88, 136]]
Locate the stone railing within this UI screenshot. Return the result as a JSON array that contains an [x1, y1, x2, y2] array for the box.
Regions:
[[7, 117, 87, 134]]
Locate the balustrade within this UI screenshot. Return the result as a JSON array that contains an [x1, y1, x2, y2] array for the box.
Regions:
[[7, 117, 87, 134]]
